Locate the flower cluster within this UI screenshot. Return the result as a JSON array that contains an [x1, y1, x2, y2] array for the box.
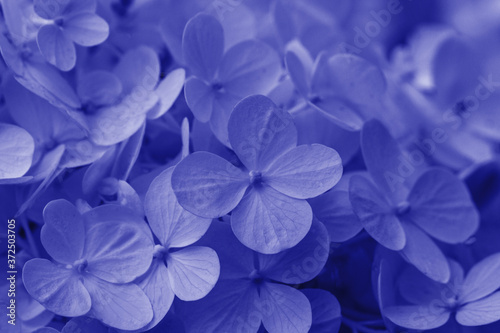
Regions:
[[1, 1, 500, 332]]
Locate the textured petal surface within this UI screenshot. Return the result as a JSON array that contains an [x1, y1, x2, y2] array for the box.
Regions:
[[37, 24, 76, 71], [177, 279, 261, 333], [148, 68, 186, 119], [266, 144, 342, 199], [309, 189, 363, 242], [231, 185, 312, 254], [138, 259, 175, 331], [182, 14, 224, 81], [166, 246, 220, 301], [260, 283, 312, 333], [23, 258, 91, 317], [302, 289, 342, 333], [145, 167, 212, 247], [64, 13, 109, 46], [0, 123, 34, 179], [461, 253, 500, 303], [400, 222, 450, 283], [349, 175, 406, 251], [41, 199, 85, 264], [407, 168, 479, 244], [384, 305, 450, 330], [184, 76, 215, 122], [83, 205, 154, 283], [228, 95, 297, 171], [171, 151, 249, 218], [218, 40, 281, 96], [77, 71, 122, 106], [457, 292, 500, 326], [84, 276, 153, 330]]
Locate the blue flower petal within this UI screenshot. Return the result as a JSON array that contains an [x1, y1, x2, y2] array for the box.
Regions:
[[349, 175, 406, 251], [113, 46, 160, 95], [33, 0, 64, 19], [302, 289, 342, 333], [23, 258, 91, 317], [145, 167, 212, 247], [37, 24, 76, 71], [82, 206, 154, 283], [457, 292, 500, 326], [361, 119, 411, 204], [84, 275, 153, 330], [400, 221, 450, 283], [228, 95, 297, 171], [166, 246, 220, 301], [265, 144, 342, 199], [64, 13, 109, 47], [309, 189, 363, 242], [171, 151, 249, 218], [285, 41, 314, 97], [384, 304, 450, 330], [397, 265, 446, 306], [41, 199, 85, 264], [258, 220, 329, 284], [407, 168, 479, 244], [0, 123, 34, 179], [460, 253, 500, 303], [184, 76, 216, 122], [218, 40, 281, 97], [260, 282, 312, 333], [62, 317, 109, 333], [182, 14, 224, 81], [148, 68, 186, 119], [77, 71, 122, 106], [138, 259, 175, 331], [231, 185, 312, 254]]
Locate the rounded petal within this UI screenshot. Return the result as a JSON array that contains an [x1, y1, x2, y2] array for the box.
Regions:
[[228, 95, 297, 171], [171, 151, 249, 218], [166, 246, 220, 301], [77, 70, 122, 106], [137, 260, 175, 331], [148, 68, 186, 119], [309, 189, 363, 243], [349, 175, 406, 251], [461, 253, 500, 303], [41, 199, 85, 264], [184, 76, 215, 123], [182, 13, 224, 81], [260, 283, 312, 333], [0, 123, 34, 179], [400, 222, 450, 284], [84, 276, 153, 330], [64, 13, 109, 46], [384, 305, 450, 330], [302, 289, 342, 333], [23, 258, 91, 317], [457, 292, 500, 326], [83, 205, 154, 283], [265, 144, 342, 199], [231, 185, 313, 254], [145, 167, 212, 247], [218, 40, 281, 97], [33, 0, 64, 19], [407, 168, 479, 244], [37, 24, 76, 71]]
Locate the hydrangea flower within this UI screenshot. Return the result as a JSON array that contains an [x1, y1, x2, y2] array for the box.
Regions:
[[349, 119, 479, 282], [182, 13, 281, 145], [172, 95, 342, 254], [23, 200, 155, 330], [384, 253, 500, 330], [33, 0, 109, 71], [176, 219, 330, 333], [138, 166, 220, 330]]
